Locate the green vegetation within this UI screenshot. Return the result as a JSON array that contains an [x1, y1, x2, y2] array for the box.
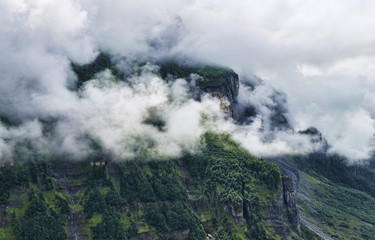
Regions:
[[14, 196, 66, 240], [0, 58, 319, 239], [144, 203, 168, 231], [195, 65, 237, 88], [119, 167, 156, 204], [289, 154, 375, 240], [0, 164, 29, 204], [298, 171, 375, 239], [71, 52, 121, 89], [159, 60, 238, 89], [83, 187, 106, 218], [215, 227, 234, 240], [361, 225, 375, 240], [91, 209, 125, 240], [182, 132, 282, 239], [143, 107, 166, 131], [4, 54, 375, 240], [159, 61, 190, 79], [55, 194, 70, 215], [185, 132, 281, 207], [105, 187, 126, 209], [126, 219, 138, 238], [300, 224, 322, 240], [0, 131, 318, 240], [87, 164, 107, 184], [290, 153, 375, 198], [148, 174, 188, 202]]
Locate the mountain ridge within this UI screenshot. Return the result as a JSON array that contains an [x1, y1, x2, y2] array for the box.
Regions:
[[1, 54, 374, 240]]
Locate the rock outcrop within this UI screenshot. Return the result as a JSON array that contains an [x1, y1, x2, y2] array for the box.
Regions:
[[283, 177, 300, 233], [159, 60, 239, 116], [299, 127, 329, 152], [265, 177, 300, 239], [197, 72, 239, 117]]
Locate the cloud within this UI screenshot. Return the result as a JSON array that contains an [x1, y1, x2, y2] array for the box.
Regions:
[[1, 0, 375, 161]]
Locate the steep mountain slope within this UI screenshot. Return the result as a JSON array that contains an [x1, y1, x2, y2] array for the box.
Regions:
[[271, 154, 375, 240], [0, 132, 311, 240], [1, 54, 374, 240]]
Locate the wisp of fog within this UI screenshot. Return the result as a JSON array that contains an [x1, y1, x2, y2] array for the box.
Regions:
[[1, 0, 375, 162]]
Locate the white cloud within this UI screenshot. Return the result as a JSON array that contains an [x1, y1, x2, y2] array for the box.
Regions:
[[1, 0, 375, 161]]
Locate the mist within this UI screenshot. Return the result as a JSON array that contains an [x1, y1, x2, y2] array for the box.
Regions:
[[1, 0, 375, 162]]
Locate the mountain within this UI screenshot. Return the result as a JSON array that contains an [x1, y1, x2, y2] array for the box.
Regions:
[[0, 134, 305, 240], [0, 54, 374, 240], [275, 153, 375, 240]]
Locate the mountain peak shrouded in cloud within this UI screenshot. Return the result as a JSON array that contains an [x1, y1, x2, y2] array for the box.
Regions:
[[1, 0, 375, 161]]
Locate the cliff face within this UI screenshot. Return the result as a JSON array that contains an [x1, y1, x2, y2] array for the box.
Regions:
[[197, 72, 239, 117], [219, 177, 301, 239], [159, 60, 239, 116], [282, 178, 300, 234], [0, 136, 304, 240], [0, 58, 306, 240], [267, 178, 300, 239]]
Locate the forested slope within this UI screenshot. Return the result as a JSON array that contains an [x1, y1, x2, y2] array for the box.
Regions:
[[0, 132, 314, 240]]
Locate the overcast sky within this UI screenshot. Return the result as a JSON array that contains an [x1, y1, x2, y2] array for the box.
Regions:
[[1, 0, 375, 160]]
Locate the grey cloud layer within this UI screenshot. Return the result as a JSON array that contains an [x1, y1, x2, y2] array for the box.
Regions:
[[1, 0, 374, 160]]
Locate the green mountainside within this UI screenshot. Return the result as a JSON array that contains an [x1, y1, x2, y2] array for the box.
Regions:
[[0, 133, 313, 240], [280, 154, 375, 240]]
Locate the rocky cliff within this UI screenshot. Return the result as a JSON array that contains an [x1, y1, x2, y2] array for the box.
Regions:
[[0, 136, 306, 240], [0, 56, 311, 240], [159, 60, 239, 117], [218, 177, 301, 239]]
